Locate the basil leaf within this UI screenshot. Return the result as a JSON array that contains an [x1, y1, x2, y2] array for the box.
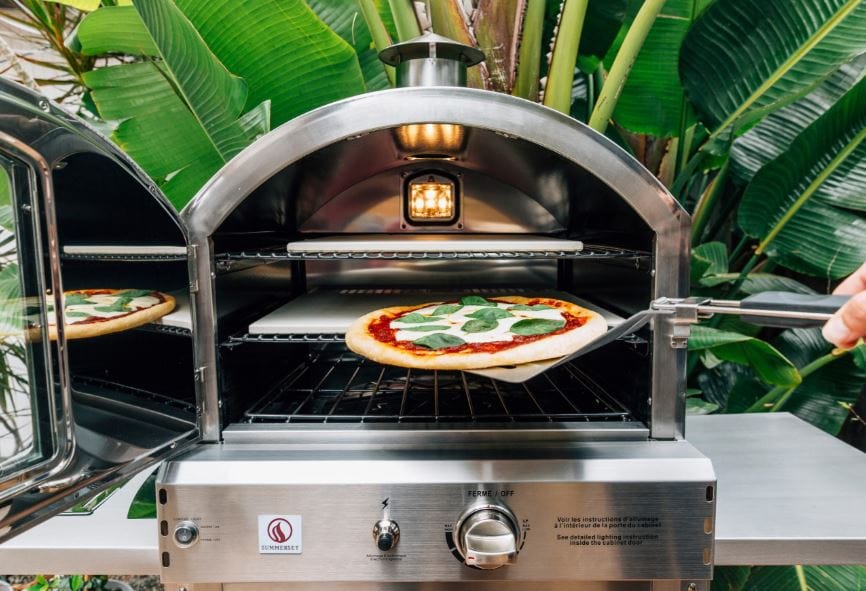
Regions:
[[398, 324, 451, 332], [65, 311, 89, 318], [462, 319, 498, 333], [510, 318, 565, 336], [459, 295, 497, 307], [509, 304, 554, 311], [413, 333, 466, 349], [94, 295, 133, 313], [396, 313, 445, 324], [122, 289, 154, 298], [64, 293, 92, 306], [432, 303, 463, 316], [467, 307, 512, 321]]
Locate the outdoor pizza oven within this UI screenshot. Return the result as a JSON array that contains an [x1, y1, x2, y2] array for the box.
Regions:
[[0, 35, 717, 591]]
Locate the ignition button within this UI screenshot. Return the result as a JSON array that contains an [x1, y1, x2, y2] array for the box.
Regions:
[[173, 520, 199, 548], [373, 519, 400, 551]]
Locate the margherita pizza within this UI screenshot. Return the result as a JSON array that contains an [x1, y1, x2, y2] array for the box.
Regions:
[[346, 295, 606, 370], [25, 289, 176, 340]]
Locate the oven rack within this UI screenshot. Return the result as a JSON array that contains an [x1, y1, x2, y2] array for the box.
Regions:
[[218, 244, 647, 262], [71, 375, 196, 414], [244, 345, 632, 424], [138, 323, 192, 337], [225, 333, 344, 346], [61, 245, 188, 262]]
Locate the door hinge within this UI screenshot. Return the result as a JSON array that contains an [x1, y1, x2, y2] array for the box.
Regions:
[[194, 366, 207, 383], [187, 244, 199, 293]]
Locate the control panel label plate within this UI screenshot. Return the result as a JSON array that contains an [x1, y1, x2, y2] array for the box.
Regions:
[[258, 515, 302, 554]]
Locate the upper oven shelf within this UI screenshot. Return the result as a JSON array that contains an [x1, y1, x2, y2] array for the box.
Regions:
[[217, 234, 648, 262], [61, 244, 188, 262]]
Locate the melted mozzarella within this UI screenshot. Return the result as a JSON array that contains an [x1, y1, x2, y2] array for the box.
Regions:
[[392, 302, 565, 344], [37, 294, 161, 326]]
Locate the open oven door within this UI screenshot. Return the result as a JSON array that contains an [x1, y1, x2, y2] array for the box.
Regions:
[[0, 80, 200, 541]]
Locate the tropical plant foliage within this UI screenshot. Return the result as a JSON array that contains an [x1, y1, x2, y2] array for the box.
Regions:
[[4, 0, 866, 586]]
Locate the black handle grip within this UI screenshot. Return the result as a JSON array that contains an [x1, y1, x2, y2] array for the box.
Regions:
[[740, 292, 851, 328]]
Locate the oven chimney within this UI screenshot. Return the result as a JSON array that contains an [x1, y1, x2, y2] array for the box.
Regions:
[[379, 32, 485, 88]]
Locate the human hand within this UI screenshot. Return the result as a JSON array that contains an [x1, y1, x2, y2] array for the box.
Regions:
[[822, 261, 866, 349]]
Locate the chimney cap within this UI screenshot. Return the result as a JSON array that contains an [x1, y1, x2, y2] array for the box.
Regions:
[[379, 32, 485, 67]]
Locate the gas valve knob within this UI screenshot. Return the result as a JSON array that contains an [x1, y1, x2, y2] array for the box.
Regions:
[[456, 506, 519, 569], [373, 519, 400, 551], [173, 520, 199, 548]]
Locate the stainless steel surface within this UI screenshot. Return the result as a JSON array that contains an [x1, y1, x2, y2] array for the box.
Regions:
[[455, 505, 519, 569], [181, 86, 687, 440], [157, 441, 714, 583], [62, 244, 188, 257], [379, 32, 485, 88], [654, 297, 838, 323], [247, 288, 624, 336], [688, 413, 866, 566], [0, 469, 160, 574], [223, 422, 651, 445], [373, 519, 400, 552]]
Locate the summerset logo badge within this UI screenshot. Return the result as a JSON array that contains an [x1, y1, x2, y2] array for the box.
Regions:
[[258, 515, 302, 554]]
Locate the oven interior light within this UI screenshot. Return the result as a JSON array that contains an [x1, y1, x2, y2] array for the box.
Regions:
[[408, 176, 455, 221], [395, 124, 465, 158]]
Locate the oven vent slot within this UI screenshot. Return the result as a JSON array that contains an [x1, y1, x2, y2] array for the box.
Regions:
[[243, 345, 632, 424]]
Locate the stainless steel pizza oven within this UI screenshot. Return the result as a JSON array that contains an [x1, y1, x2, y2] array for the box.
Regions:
[[0, 35, 714, 591]]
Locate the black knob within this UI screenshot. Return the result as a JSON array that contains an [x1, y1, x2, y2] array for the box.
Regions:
[[377, 532, 395, 551]]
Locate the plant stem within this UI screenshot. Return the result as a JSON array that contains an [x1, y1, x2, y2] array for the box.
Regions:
[[542, 0, 589, 114], [729, 234, 749, 263], [746, 349, 848, 412], [690, 157, 730, 245], [512, 0, 545, 101], [388, 0, 421, 42], [359, 0, 395, 85], [588, 0, 667, 133]]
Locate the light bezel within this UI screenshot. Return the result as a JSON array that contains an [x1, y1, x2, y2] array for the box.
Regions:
[[402, 170, 461, 227]]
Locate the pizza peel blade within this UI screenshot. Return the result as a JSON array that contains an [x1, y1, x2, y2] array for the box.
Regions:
[[465, 309, 664, 384]]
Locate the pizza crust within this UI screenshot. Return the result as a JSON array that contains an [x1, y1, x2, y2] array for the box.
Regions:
[[346, 296, 607, 370], [19, 291, 177, 341]]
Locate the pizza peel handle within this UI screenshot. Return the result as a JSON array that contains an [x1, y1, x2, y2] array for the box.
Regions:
[[739, 292, 850, 328], [466, 309, 666, 384]]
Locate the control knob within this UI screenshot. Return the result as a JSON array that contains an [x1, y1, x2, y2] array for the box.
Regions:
[[173, 520, 199, 548], [373, 519, 400, 551], [455, 505, 519, 569]]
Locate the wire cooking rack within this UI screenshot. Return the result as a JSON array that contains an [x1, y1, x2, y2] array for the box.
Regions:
[[245, 345, 632, 424]]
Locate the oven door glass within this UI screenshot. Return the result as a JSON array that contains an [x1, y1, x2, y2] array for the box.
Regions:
[[0, 136, 76, 529], [0, 116, 198, 541]]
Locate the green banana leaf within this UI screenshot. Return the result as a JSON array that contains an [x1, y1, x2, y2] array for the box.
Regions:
[[44, 0, 99, 11], [76, 5, 157, 56], [611, 0, 712, 137], [307, 0, 391, 91], [772, 328, 866, 434], [698, 273, 816, 295], [543, 0, 627, 72], [680, 0, 866, 138], [730, 60, 866, 185], [690, 241, 728, 284], [742, 565, 866, 591], [689, 325, 800, 387], [712, 566, 752, 591], [173, 0, 366, 127], [738, 77, 866, 279], [81, 1, 270, 208]]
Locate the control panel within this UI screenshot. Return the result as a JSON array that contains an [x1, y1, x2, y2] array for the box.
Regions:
[[156, 444, 716, 584]]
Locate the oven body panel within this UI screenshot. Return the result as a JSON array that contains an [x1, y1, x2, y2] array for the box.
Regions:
[[158, 442, 715, 583]]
